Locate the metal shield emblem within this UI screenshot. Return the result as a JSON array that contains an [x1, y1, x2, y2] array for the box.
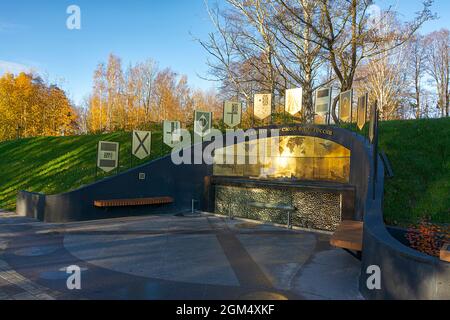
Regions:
[[357, 93, 368, 131], [97, 141, 119, 173], [314, 88, 332, 124], [369, 101, 378, 144], [223, 101, 242, 128], [339, 90, 353, 123], [285, 88, 303, 116], [194, 110, 212, 137], [163, 121, 181, 147], [254, 94, 272, 120], [132, 131, 151, 160]]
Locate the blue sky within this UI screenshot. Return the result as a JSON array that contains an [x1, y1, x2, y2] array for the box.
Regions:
[[0, 0, 449, 106]]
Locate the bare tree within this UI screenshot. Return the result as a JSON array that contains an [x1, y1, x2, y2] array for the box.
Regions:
[[273, 0, 434, 123], [425, 29, 450, 117], [406, 34, 427, 119], [361, 46, 410, 120], [199, 0, 279, 113], [270, 0, 325, 121]]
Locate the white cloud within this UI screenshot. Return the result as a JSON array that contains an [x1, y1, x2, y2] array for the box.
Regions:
[[0, 22, 26, 33], [0, 60, 34, 74]]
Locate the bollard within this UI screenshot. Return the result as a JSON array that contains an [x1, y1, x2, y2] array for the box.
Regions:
[[287, 211, 292, 229], [191, 199, 199, 214]]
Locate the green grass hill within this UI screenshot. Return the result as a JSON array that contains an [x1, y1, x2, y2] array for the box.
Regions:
[[0, 118, 448, 226], [0, 130, 172, 212], [373, 118, 449, 226]]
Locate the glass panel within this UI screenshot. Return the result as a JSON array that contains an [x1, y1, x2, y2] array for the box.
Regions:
[[213, 135, 351, 183]]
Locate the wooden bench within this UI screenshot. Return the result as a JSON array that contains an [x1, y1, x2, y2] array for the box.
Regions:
[[94, 197, 174, 208], [330, 220, 364, 252], [441, 243, 450, 263]]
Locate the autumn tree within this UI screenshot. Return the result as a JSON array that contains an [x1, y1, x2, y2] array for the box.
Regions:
[[0, 72, 77, 141], [87, 54, 220, 132]]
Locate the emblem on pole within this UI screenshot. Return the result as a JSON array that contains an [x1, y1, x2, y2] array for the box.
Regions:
[[132, 131, 151, 160], [194, 111, 212, 137], [223, 101, 242, 128], [357, 93, 368, 130], [254, 94, 272, 120], [339, 90, 353, 123], [285, 88, 303, 116], [163, 121, 181, 147], [314, 88, 332, 124], [97, 141, 119, 173]]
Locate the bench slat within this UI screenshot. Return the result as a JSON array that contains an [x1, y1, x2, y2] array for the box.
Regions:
[[94, 197, 174, 208], [330, 221, 364, 252]]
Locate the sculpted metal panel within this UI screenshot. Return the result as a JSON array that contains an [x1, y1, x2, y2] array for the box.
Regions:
[[215, 185, 341, 232]]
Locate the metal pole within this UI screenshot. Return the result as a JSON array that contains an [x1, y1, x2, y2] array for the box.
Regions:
[[95, 142, 98, 182], [117, 143, 120, 176], [130, 132, 133, 169], [373, 108, 379, 200], [284, 78, 287, 124], [160, 129, 163, 157], [252, 103, 255, 128]]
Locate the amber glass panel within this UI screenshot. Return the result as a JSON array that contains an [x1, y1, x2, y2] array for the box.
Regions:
[[213, 135, 351, 183]]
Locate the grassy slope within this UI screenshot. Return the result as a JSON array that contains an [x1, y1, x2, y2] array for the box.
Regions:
[[0, 118, 448, 226], [0, 130, 172, 211], [377, 118, 449, 225]]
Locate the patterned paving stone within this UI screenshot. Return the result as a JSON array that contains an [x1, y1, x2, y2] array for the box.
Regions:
[[0, 259, 58, 300], [0, 213, 363, 300]]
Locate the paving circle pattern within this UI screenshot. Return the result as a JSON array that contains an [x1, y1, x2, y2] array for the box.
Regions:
[[1, 214, 364, 300], [64, 232, 240, 286], [14, 245, 60, 257], [39, 267, 89, 280]]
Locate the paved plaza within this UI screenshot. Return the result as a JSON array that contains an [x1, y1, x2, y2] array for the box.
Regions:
[[0, 211, 363, 300]]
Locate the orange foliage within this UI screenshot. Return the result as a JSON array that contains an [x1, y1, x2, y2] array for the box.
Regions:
[[0, 73, 78, 141], [86, 54, 221, 133], [406, 220, 450, 257]]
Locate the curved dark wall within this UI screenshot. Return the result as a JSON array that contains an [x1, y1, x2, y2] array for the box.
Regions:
[[17, 124, 372, 223], [18, 153, 212, 222], [360, 157, 450, 300]]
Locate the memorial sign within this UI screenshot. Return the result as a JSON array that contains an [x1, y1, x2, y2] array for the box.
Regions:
[[223, 101, 242, 128], [285, 88, 303, 116], [254, 93, 272, 120], [357, 93, 368, 130], [97, 141, 119, 173], [132, 131, 151, 160], [314, 88, 332, 124], [194, 110, 212, 137], [339, 90, 353, 123], [163, 121, 181, 147]]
